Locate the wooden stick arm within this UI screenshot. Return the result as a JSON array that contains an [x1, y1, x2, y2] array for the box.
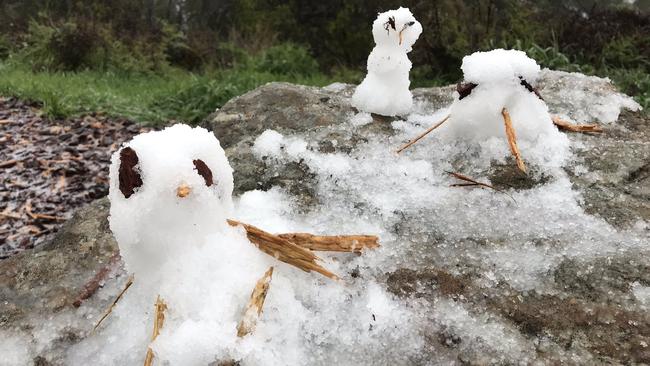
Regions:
[[227, 219, 340, 281], [277, 233, 380, 253]]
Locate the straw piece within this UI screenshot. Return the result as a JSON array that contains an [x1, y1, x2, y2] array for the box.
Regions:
[[501, 108, 527, 173], [396, 114, 450, 154], [237, 267, 274, 338], [552, 116, 603, 133], [227, 219, 339, 281], [143, 296, 168, 366], [93, 275, 134, 332], [277, 233, 379, 253]]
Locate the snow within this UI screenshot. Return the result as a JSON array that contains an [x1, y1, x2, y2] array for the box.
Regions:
[[0, 331, 32, 366], [433, 49, 571, 171], [351, 7, 422, 116], [7, 68, 645, 365], [539, 69, 641, 124]]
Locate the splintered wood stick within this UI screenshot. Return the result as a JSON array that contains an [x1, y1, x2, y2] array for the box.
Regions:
[[93, 275, 134, 332], [144, 296, 168, 366], [501, 108, 527, 173], [396, 114, 450, 154], [227, 219, 339, 281], [551, 116, 603, 133], [237, 267, 274, 338], [277, 233, 380, 253]]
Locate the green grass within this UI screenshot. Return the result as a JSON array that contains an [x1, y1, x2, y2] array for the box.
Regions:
[[0, 54, 646, 126], [0, 62, 352, 125]]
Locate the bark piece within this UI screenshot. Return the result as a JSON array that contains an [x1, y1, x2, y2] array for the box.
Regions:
[[501, 108, 527, 173], [143, 296, 168, 366], [552, 116, 603, 133], [227, 219, 339, 281], [237, 267, 274, 338], [277, 233, 379, 253]]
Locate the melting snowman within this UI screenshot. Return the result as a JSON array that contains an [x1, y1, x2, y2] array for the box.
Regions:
[[398, 49, 581, 172], [352, 7, 422, 117], [70, 124, 377, 365]]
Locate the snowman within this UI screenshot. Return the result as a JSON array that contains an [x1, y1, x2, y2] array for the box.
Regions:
[[398, 49, 578, 172], [351, 7, 422, 117], [73, 124, 377, 365]]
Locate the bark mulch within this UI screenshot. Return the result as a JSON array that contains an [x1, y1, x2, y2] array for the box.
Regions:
[[0, 97, 149, 258]]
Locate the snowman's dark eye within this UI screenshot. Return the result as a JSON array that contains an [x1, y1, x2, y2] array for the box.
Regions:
[[519, 76, 544, 100], [457, 82, 478, 100], [193, 159, 213, 187], [118, 147, 143, 199]]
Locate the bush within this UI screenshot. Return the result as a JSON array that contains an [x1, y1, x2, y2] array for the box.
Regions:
[[0, 35, 10, 60], [254, 43, 319, 76]]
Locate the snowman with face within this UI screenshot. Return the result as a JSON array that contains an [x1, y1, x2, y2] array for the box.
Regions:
[[73, 124, 309, 365], [439, 49, 570, 170], [351, 7, 422, 117]]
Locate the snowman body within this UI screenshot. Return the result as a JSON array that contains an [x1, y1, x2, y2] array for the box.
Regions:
[[352, 7, 422, 116], [438, 49, 570, 167], [89, 124, 305, 365]]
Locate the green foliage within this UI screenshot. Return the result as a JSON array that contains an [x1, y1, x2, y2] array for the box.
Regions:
[[0, 53, 346, 125], [0, 34, 11, 60], [253, 43, 319, 76], [608, 68, 650, 110]]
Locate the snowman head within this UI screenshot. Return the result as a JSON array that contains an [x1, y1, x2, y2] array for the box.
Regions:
[[372, 7, 422, 51], [108, 124, 234, 277], [457, 49, 542, 100]]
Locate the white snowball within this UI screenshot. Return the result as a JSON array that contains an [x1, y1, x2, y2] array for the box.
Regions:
[[352, 7, 422, 116]]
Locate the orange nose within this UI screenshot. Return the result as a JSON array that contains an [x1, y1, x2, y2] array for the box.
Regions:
[[176, 184, 191, 198]]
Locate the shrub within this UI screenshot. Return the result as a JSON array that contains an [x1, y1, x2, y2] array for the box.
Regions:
[[254, 43, 319, 76]]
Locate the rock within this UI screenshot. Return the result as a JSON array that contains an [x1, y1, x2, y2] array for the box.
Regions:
[[2, 70, 648, 365]]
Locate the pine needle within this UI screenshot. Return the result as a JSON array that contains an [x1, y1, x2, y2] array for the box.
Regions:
[[92, 275, 134, 332], [396, 114, 450, 154], [237, 267, 274, 338], [277, 233, 380, 253], [552, 116, 603, 133], [143, 296, 168, 366], [227, 219, 340, 281], [501, 108, 527, 173], [447, 171, 496, 190], [447, 171, 516, 203]]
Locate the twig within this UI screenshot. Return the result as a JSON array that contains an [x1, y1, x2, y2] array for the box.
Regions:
[[74, 252, 121, 307], [396, 114, 450, 154], [447, 171, 516, 203], [93, 275, 134, 332], [0, 211, 21, 220], [501, 108, 527, 173], [144, 296, 168, 366], [30, 213, 66, 221], [552, 116, 603, 133], [237, 267, 274, 338], [447, 171, 496, 190], [227, 219, 339, 281], [277, 233, 380, 253], [0, 160, 18, 169]]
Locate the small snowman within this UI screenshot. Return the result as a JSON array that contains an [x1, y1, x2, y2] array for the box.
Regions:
[[106, 124, 288, 363], [399, 49, 577, 172], [89, 124, 377, 365], [351, 7, 422, 117]]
